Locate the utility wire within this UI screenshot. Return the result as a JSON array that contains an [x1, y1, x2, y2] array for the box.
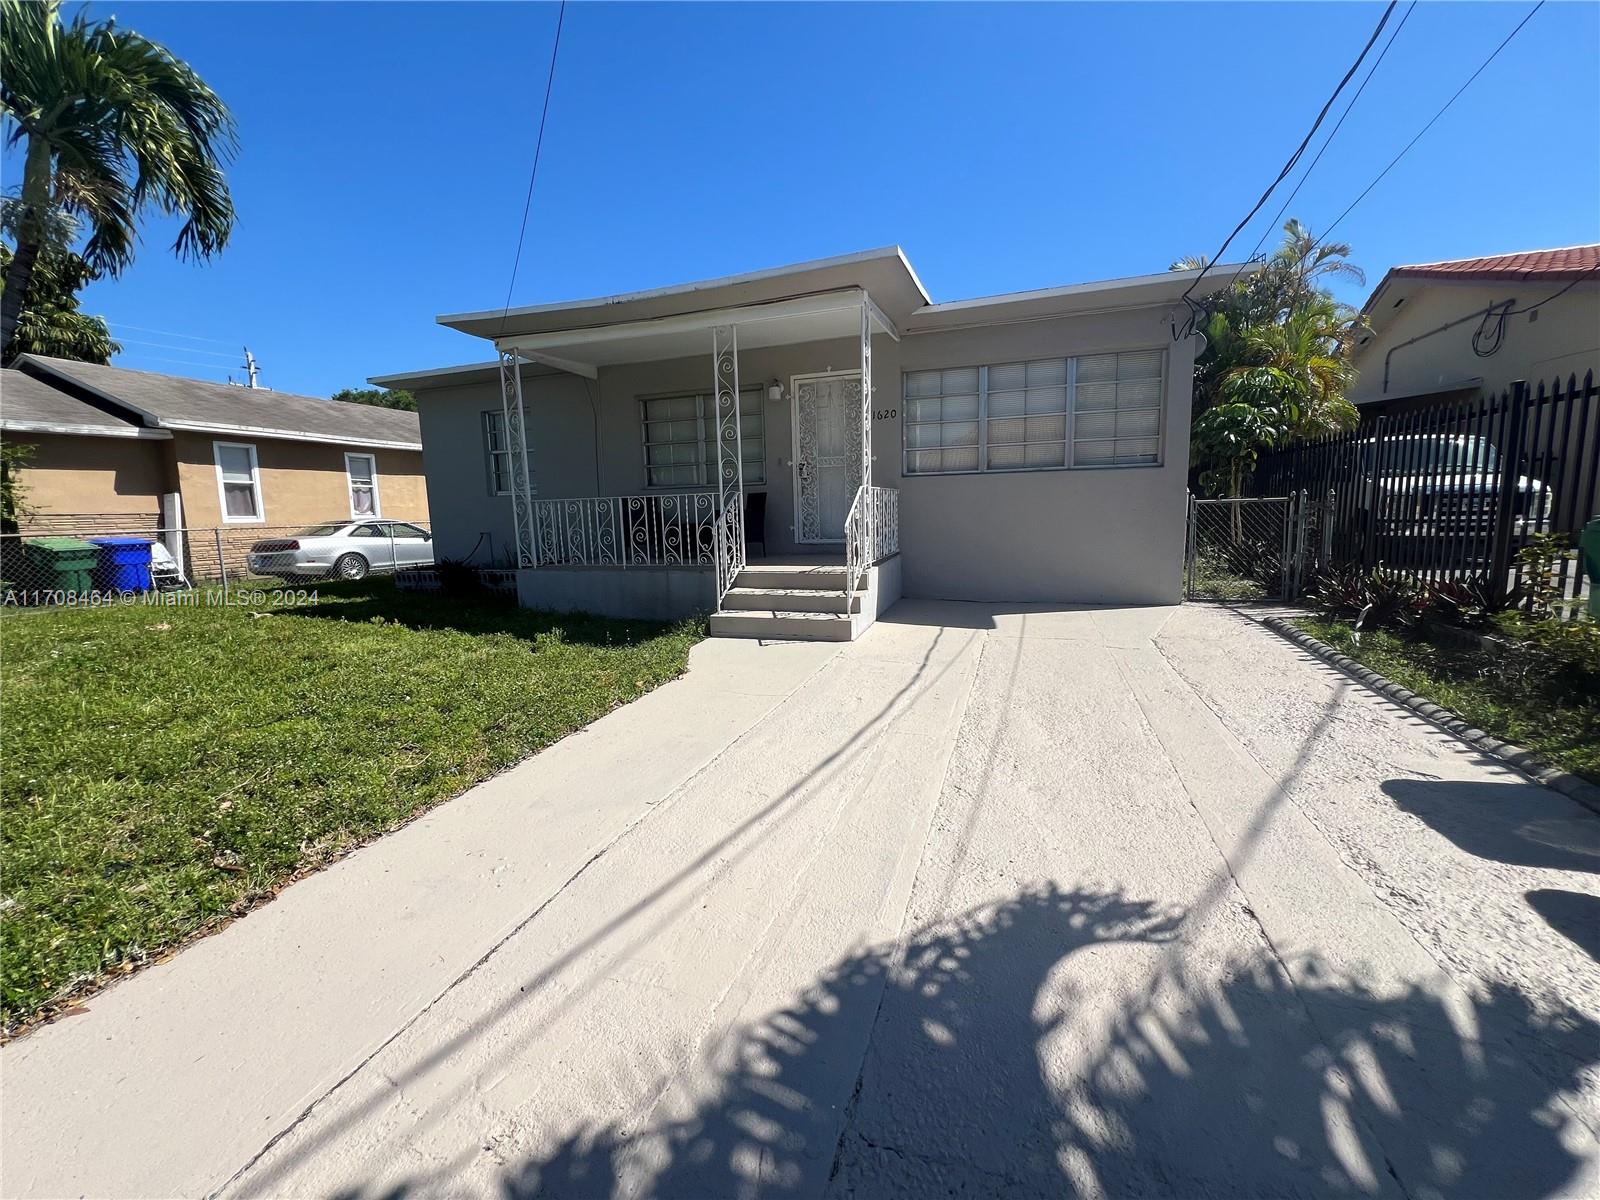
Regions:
[[1311, 0, 1545, 251], [111, 336, 242, 360], [104, 322, 237, 346], [1178, 0, 1397, 320], [498, 0, 568, 333], [1227, 0, 1416, 291]]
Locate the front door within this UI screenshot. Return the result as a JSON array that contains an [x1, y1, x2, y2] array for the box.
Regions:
[[793, 372, 862, 543]]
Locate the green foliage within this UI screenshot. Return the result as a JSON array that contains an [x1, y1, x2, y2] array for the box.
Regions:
[[1180, 219, 1364, 496], [0, 205, 119, 363], [0, 579, 705, 1029], [1297, 615, 1599, 785], [1, 436, 34, 529], [1, 0, 236, 356], [331, 386, 417, 412]]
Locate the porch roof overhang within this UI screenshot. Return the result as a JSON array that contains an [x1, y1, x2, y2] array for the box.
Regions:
[[492, 289, 897, 379]]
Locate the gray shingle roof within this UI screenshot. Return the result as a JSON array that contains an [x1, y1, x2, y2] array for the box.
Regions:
[[19, 355, 421, 449], [0, 367, 160, 437]]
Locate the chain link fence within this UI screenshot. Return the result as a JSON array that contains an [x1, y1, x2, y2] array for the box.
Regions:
[[1185, 496, 1307, 602], [1, 520, 432, 607]]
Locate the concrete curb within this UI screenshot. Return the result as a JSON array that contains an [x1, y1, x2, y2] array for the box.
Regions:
[[1260, 615, 1600, 818]]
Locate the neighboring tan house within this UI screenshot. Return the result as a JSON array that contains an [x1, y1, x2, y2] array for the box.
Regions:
[[1350, 244, 1599, 411], [373, 247, 1241, 639], [1, 356, 427, 539]]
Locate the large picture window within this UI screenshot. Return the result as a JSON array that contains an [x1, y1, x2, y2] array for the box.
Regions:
[[640, 389, 765, 489], [903, 350, 1165, 475]]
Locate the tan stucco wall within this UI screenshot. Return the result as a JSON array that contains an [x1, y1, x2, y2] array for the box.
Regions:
[[414, 301, 1196, 604], [170, 431, 428, 530], [1350, 280, 1599, 404], [7, 432, 169, 525]]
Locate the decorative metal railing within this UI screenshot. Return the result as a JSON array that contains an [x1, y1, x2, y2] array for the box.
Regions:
[[530, 492, 719, 567], [845, 485, 900, 603]]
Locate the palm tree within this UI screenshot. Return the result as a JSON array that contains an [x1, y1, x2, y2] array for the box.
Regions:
[[0, 0, 236, 359]]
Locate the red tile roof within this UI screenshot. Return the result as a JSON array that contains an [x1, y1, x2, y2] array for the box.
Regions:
[[1386, 244, 1600, 283]]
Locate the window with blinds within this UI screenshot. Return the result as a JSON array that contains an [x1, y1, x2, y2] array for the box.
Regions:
[[640, 389, 765, 488], [1071, 350, 1163, 466], [902, 350, 1164, 475]]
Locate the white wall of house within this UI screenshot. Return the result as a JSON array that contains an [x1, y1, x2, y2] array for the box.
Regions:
[[412, 300, 1196, 605], [1350, 279, 1599, 404]]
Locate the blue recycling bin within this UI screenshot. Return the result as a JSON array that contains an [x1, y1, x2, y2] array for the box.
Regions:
[[89, 536, 155, 592]]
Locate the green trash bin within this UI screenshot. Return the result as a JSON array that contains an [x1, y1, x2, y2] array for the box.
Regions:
[[22, 536, 100, 597], [1581, 517, 1600, 620]]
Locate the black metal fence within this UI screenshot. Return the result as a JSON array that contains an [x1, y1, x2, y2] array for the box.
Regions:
[[1252, 372, 1599, 609]]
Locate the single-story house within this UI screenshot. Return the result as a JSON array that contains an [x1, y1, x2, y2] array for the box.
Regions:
[[1, 356, 429, 543], [373, 247, 1241, 640], [1349, 244, 1599, 412]]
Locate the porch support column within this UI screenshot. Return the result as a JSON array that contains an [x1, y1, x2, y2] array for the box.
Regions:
[[712, 325, 745, 600], [498, 348, 538, 568], [859, 297, 873, 489]]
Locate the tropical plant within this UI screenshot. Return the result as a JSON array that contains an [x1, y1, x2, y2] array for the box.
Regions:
[[332, 386, 417, 412], [0, 201, 118, 363], [1, 437, 35, 531], [1180, 220, 1366, 495], [0, 0, 236, 359]]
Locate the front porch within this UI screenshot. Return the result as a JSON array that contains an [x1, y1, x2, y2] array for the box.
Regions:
[[494, 288, 902, 640]]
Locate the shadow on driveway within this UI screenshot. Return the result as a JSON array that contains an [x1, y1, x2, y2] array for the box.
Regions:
[[330, 883, 1597, 1200], [1382, 779, 1600, 874]]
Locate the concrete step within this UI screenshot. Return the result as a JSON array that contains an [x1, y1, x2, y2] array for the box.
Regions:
[[722, 587, 860, 614], [708, 609, 856, 642], [735, 564, 849, 591]]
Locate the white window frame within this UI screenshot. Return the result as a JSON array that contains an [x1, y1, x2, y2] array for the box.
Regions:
[[483, 409, 536, 497], [638, 387, 765, 490], [902, 349, 1167, 477], [213, 440, 265, 524], [344, 451, 382, 519]]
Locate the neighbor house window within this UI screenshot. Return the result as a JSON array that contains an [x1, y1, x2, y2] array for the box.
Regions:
[[213, 441, 263, 522], [902, 350, 1165, 475], [483, 410, 536, 496], [345, 452, 381, 517], [639, 389, 764, 489]]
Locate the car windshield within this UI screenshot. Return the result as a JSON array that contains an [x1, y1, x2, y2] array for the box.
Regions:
[[1363, 437, 1499, 474], [294, 523, 350, 537]]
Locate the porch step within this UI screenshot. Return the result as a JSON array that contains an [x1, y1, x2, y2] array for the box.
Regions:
[[734, 564, 848, 591], [722, 586, 860, 614], [708, 609, 856, 642]]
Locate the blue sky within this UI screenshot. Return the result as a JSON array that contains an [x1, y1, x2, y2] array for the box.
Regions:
[[19, 1, 1600, 397]]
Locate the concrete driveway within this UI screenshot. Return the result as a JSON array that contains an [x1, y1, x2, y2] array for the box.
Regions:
[[4, 602, 1598, 1199]]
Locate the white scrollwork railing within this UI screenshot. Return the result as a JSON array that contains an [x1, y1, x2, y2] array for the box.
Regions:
[[845, 485, 899, 603], [530, 492, 719, 567]]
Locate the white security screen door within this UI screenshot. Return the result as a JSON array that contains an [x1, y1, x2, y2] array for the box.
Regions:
[[793, 372, 862, 543]]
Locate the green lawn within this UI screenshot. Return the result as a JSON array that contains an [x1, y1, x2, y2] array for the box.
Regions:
[[0, 580, 703, 1031], [1294, 616, 1600, 785]]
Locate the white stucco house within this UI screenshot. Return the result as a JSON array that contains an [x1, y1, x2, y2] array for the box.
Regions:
[[373, 248, 1239, 640]]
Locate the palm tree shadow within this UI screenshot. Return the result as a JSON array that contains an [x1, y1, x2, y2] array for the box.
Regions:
[[494, 882, 1598, 1200]]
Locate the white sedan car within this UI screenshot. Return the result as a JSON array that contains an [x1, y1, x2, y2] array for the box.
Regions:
[[247, 521, 434, 581]]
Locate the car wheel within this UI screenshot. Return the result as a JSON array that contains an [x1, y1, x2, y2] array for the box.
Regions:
[[332, 553, 369, 581]]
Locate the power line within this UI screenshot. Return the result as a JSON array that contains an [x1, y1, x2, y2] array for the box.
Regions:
[[110, 336, 242, 360], [1229, 0, 1416, 288], [103, 322, 237, 347], [1178, 0, 1398, 319], [498, 0, 568, 333], [1311, 0, 1545, 251], [114, 353, 236, 375]]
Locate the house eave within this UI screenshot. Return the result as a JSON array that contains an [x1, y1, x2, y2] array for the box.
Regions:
[[0, 419, 172, 440]]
